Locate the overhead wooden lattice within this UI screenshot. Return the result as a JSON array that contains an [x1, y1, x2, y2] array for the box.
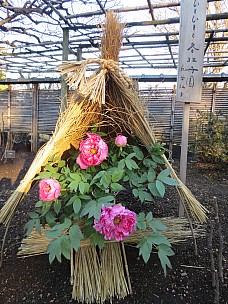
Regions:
[[0, 0, 228, 79]]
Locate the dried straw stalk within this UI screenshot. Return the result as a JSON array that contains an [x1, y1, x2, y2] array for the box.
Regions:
[[17, 217, 205, 257], [59, 58, 208, 224], [101, 12, 124, 62], [0, 56, 207, 224], [17, 217, 204, 303], [71, 242, 131, 303], [0, 67, 106, 226]]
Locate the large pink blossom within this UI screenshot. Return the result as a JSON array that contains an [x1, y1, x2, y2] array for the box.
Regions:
[[93, 205, 137, 241], [39, 178, 61, 202], [76, 133, 108, 169], [115, 134, 127, 147]]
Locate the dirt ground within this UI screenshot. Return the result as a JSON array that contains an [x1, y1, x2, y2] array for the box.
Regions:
[[0, 145, 227, 304]]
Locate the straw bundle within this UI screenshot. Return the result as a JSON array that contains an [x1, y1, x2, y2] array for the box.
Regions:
[[0, 11, 208, 304], [0, 60, 208, 226], [101, 11, 124, 61], [18, 217, 205, 257], [71, 243, 131, 303], [58, 57, 208, 223], [0, 10, 207, 227], [0, 66, 105, 225], [17, 217, 205, 303]]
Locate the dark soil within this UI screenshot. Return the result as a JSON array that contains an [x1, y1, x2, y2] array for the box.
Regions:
[[0, 145, 228, 304]]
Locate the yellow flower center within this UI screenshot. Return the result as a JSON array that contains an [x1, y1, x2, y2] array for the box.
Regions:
[[90, 148, 98, 155], [113, 217, 121, 225]]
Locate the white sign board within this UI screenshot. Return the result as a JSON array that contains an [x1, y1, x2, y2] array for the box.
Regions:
[[176, 0, 207, 102]]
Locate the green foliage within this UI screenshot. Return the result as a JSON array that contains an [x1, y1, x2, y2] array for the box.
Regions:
[[25, 136, 177, 274], [136, 212, 173, 275], [191, 110, 228, 163]]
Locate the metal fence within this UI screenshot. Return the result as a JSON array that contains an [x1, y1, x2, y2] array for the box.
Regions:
[[0, 85, 227, 147]]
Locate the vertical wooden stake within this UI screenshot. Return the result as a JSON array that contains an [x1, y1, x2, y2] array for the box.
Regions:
[[179, 102, 190, 217], [77, 47, 82, 61], [61, 27, 69, 112], [211, 83, 217, 114], [169, 85, 176, 158], [6, 85, 13, 150], [31, 83, 39, 153]]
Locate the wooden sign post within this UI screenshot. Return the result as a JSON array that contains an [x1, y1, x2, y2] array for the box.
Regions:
[[176, 0, 207, 216]]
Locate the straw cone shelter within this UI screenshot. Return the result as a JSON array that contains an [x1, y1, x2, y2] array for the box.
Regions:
[[0, 11, 208, 304]]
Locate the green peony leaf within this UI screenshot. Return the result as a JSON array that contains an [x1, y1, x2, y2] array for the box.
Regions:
[[138, 172, 148, 184], [132, 188, 139, 197], [91, 171, 106, 184], [45, 218, 71, 239], [152, 154, 165, 164], [138, 190, 153, 202], [57, 160, 66, 168], [137, 212, 146, 221], [136, 220, 147, 231], [45, 212, 56, 227], [69, 180, 79, 191], [45, 164, 58, 173], [102, 172, 111, 186], [69, 172, 81, 183], [137, 236, 153, 263], [149, 234, 170, 246], [35, 218, 41, 235], [69, 225, 83, 252], [125, 158, 138, 170], [157, 168, 171, 181], [66, 195, 80, 206], [28, 211, 39, 219], [97, 195, 115, 204], [60, 235, 71, 260], [111, 169, 124, 183], [73, 197, 82, 214], [35, 200, 43, 208], [110, 183, 124, 192], [148, 219, 167, 233], [81, 200, 102, 219], [146, 211, 153, 222], [41, 202, 52, 216], [132, 146, 144, 160], [54, 200, 62, 215], [148, 182, 162, 197], [147, 167, 156, 182], [118, 159, 125, 169], [143, 158, 157, 168], [46, 238, 62, 263], [157, 243, 175, 276], [155, 180, 165, 197], [24, 219, 36, 236], [79, 181, 86, 194], [34, 171, 53, 180], [162, 177, 178, 186], [90, 231, 105, 249]]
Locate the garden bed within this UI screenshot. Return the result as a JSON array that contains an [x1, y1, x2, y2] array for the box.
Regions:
[[0, 146, 227, 304]]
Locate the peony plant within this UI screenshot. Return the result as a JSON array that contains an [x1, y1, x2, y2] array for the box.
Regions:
[[25, 131, 177, 275]]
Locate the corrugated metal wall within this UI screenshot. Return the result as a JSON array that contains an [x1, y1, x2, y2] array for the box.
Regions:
[[0, 86, 227, 146], [11, 89, 32, 132], [38, 90, 61, 134]]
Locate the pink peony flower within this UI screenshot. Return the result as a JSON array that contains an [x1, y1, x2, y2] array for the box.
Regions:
[[76, 133, 108, 169], [115, 134, 127, 147], [39, 178, 61, 202], [93, 205, 137, 241]]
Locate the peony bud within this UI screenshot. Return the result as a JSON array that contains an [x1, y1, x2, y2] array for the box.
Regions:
[[115, 135, 127, 147]]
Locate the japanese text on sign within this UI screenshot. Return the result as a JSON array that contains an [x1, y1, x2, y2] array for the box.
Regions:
[[176, 0, 207, 102]]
